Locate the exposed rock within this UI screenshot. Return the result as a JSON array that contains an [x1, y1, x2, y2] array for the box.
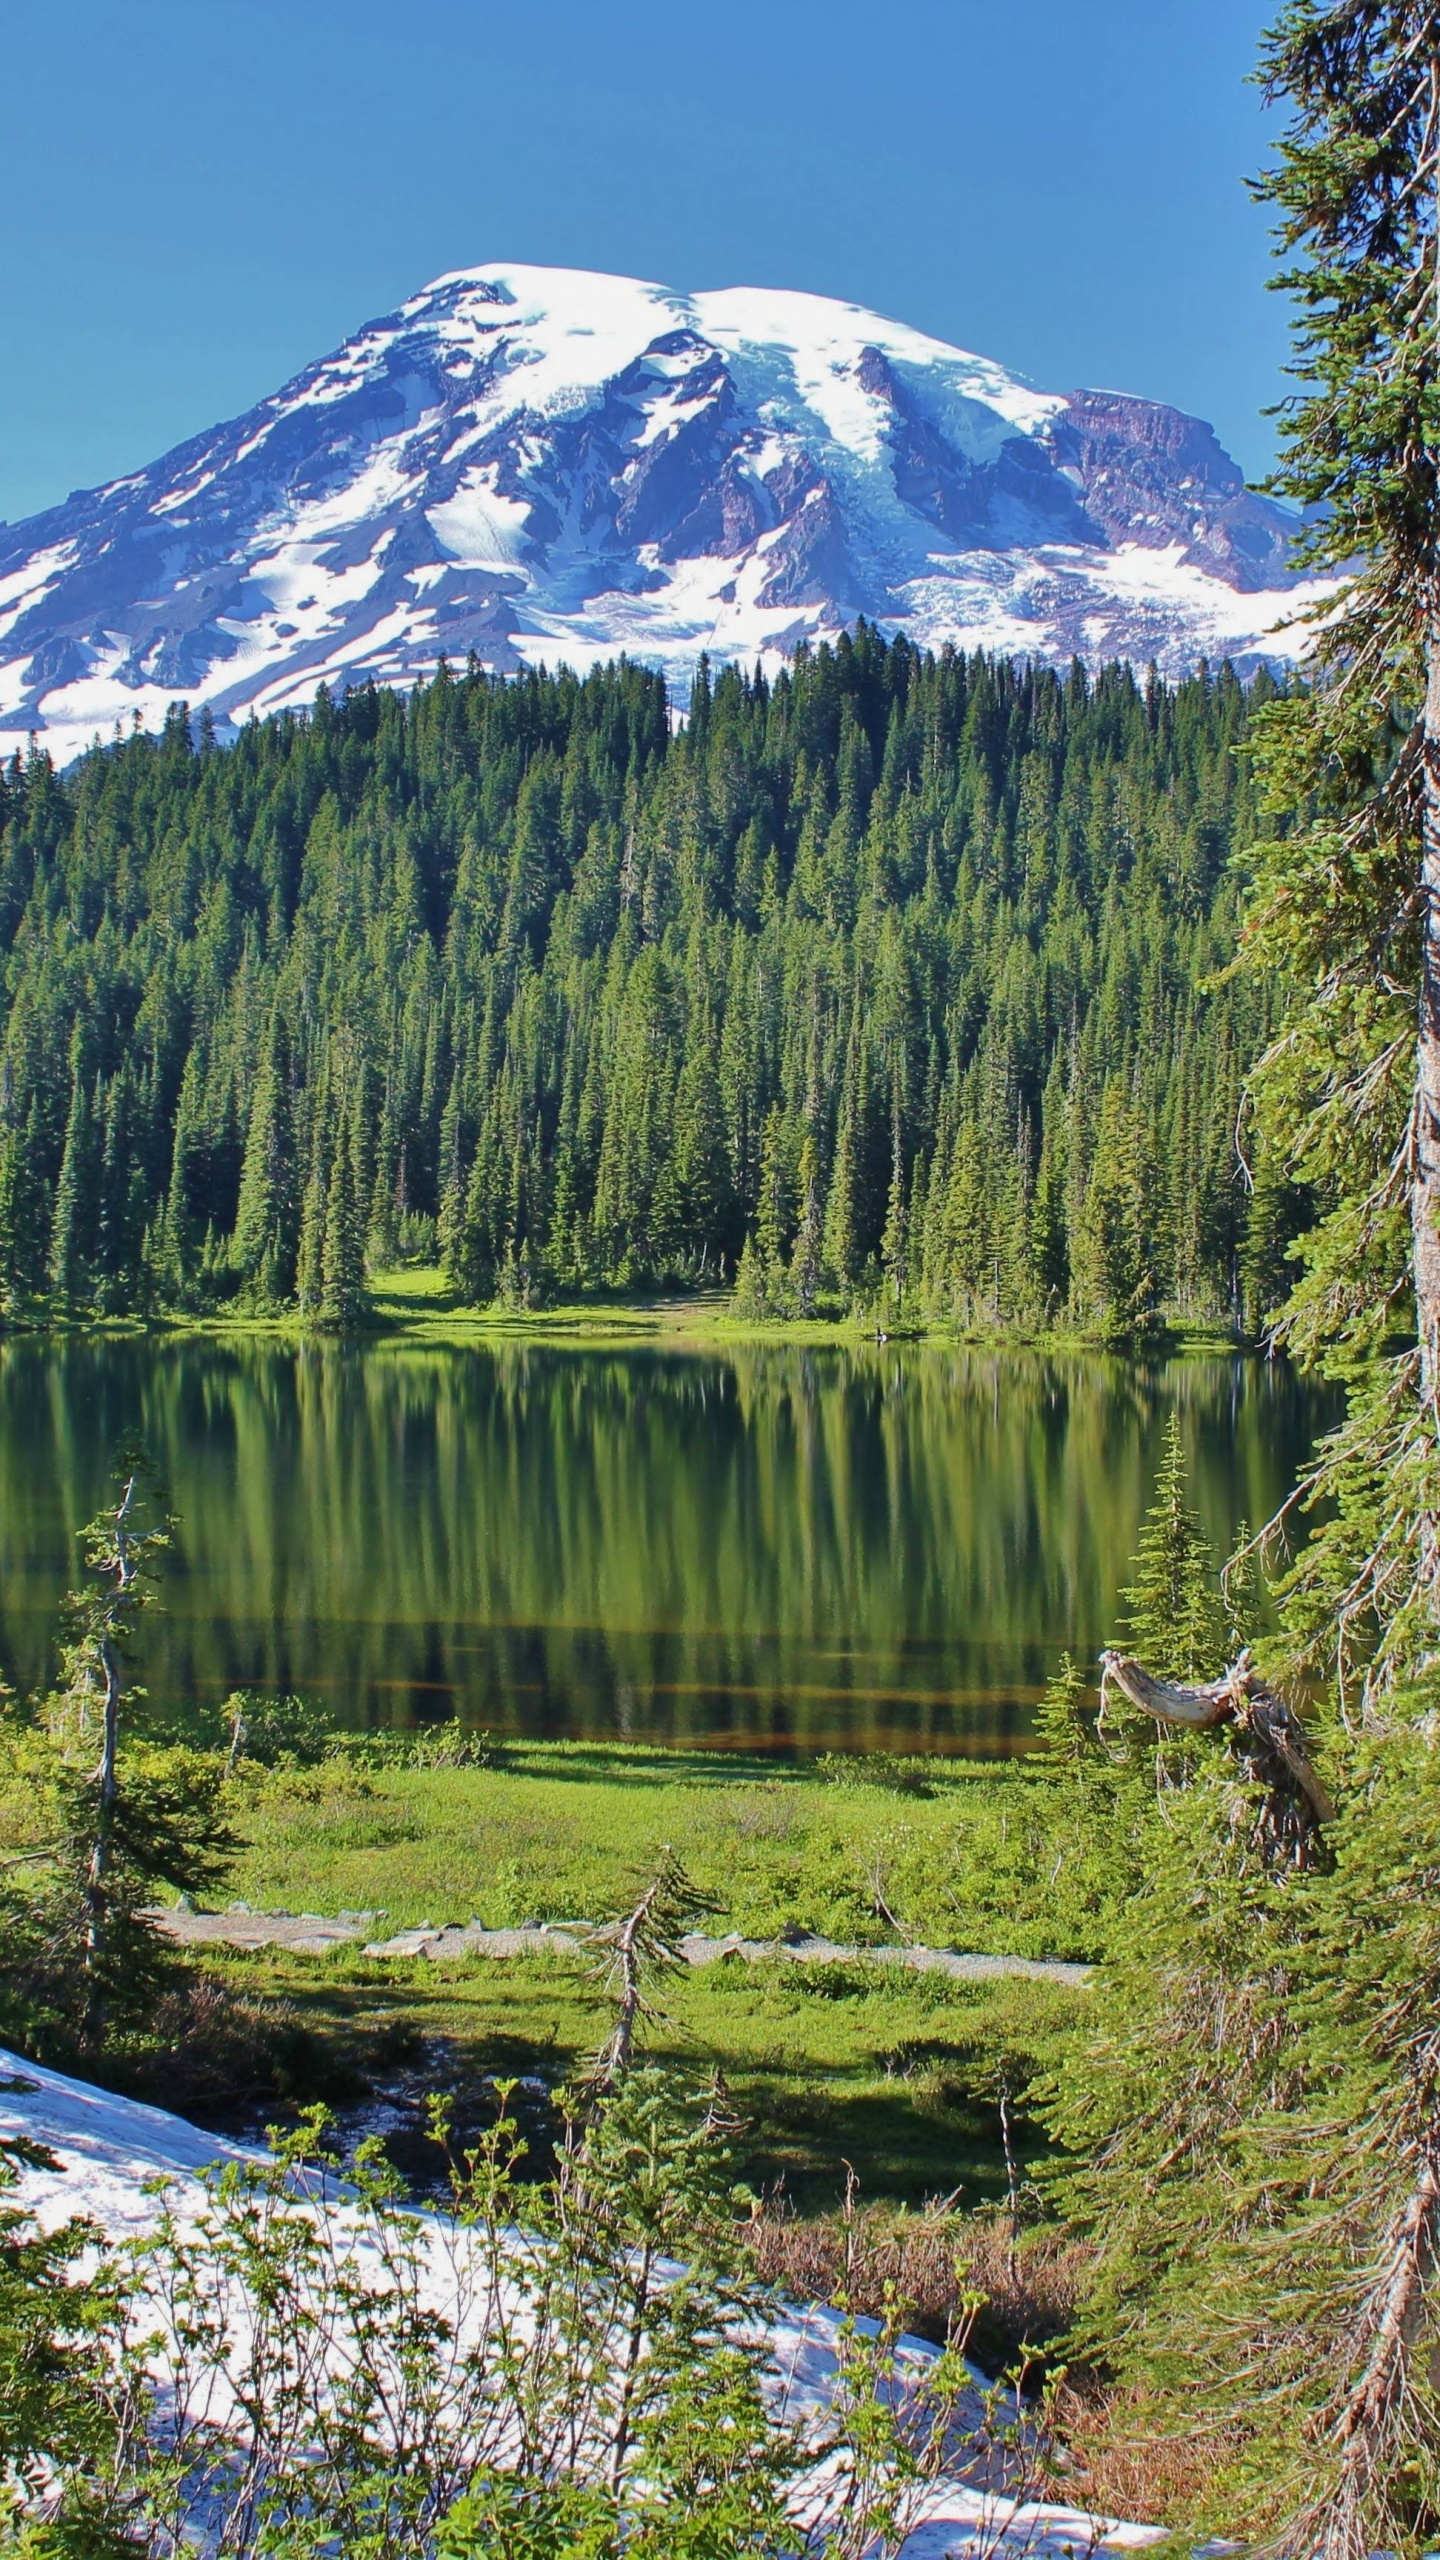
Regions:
[[0, 263, 1328, 764]]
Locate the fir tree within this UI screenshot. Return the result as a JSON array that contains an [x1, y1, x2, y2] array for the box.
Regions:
[[1072, 1082, 1151, 1341], [296, 1161, 326, 1319], [730, 1231, 769, 1319], [232, 1008, 300, 1302], [320, 1128, 366, 1331], [1031, 1650, 1095, 1782], [1039, 21, 1440, 2538], [0, 638, 1285, 1333], [880, 1103, 907, 1320], [791, 1136, 823, 1318], [755, 1106, 792, 1290], [47, 1063, 95, 1311], [0, 1097, 47, 1315], [44, 1474, 229, 2048], [822, 1113, 859, 1297], [1117, 1413, 1226, 1679]]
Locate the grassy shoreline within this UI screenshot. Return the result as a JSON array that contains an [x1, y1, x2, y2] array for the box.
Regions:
[[196, 1738, 1099, 2208], [0, 1729, 1097, 2212], [224, 1740, 1090, 1956], [9, 1261, 1254, 1359]]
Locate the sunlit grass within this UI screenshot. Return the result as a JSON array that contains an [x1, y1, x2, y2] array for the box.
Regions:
[[200, 1934, 1083, 2211], [225, 1746, 1089, 1959]]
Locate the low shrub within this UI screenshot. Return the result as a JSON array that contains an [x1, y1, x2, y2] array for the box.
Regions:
[[814, 1752, 934, 1798], [326, 1721, 502, 1773], [750, 2191, 1091, 2370]]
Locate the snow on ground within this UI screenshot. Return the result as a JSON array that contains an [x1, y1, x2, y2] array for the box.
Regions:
[[0, 2047, 1162, 2559]]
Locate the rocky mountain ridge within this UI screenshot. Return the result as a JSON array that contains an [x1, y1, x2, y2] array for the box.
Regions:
[[0, 262, 1325, 760]]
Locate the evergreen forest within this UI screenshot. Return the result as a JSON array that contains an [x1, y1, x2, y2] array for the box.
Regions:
[[13, 0, 1440, 2552], [0, 635, 1298, 1334]]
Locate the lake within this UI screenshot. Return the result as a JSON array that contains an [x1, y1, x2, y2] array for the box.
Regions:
[[0, 1336, 1333, 1754]]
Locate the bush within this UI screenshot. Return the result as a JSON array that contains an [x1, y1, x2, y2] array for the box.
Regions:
[[17, 2070, 1006, 2556], [325, 1719, 502, 1773], [814, 1752, 934, 1798], [751, 2191, 1090, 2371], [221, 1691, 339, 1767], [115, 1974, 382, 2114]]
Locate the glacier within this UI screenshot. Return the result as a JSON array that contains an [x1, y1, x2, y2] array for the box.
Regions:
[[0, 262, 1330, 763]]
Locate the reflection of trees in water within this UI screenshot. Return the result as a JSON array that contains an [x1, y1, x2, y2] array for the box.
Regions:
[[0, 1339, 1335, 1752]]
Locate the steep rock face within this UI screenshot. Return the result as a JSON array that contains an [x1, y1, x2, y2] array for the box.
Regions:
[[0, 263, 1325, 761], [1044, 390, 1297, 590]]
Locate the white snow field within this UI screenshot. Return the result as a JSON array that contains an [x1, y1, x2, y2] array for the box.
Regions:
[[0, 261, 1331, 764], [0, 2046, 1166, 2559]]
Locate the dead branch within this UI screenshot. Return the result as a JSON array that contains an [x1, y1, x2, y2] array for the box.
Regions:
[[1277, 2129, 1440, 2560], [582, 1848, 714, 2092], [1099, 1647, 1335, 1848]]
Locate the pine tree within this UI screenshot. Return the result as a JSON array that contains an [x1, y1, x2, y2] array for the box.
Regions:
[[320, 1128, 366, 1331], [94, 1066, 142, 1313], [0, 639, 1285, 1338], [730, 1231, 769, 1319], [791, 1135, 823, 1317], [1117, 1413, 1226, 1679], [1071, 1082, 1151, 1340], [940, 1117, 988, 1319], [0, 1097, 47, 1315], [232, 1008, 299, 1303], [671, 1039, 732, 1256], [755, 1105, 792, 1295], [1031, 1650, 1094, 1781], [1240, 0, 1440, 1695], [44, 1475, 229, 2048], [47, 1063, 94, 1311], [1030, 1052, 1070, 1311], [880, 1103, 907, 1320], [1040, 11, 1440, 2495], [822, 1112, 859, 1297], [159, 1049, 206, 1306], [436, 1066, 467, 1283], [296, 1161, 327, 1319]]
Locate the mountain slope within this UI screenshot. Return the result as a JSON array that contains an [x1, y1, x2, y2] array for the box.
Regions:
[[0, 263, 1324, 759]]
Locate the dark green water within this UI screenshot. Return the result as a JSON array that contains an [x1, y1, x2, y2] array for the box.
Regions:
[[0, 1337, 1334, 1755]]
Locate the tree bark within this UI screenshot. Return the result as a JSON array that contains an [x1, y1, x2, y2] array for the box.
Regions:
[[82, 1477, 136, 2040], [1415, 631, 1440, 1409], [1418, 51, 1440, 1419], [82, 1642, 120, 2006]]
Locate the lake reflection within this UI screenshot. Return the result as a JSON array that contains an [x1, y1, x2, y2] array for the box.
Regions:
[[0, 1338, 1333, 1753]]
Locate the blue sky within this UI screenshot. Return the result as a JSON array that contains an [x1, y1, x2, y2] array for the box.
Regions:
[[2, 0, 1289, 528]]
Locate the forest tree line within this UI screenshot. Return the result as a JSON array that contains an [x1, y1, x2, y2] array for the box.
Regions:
[[0, 628, 1302, 1333]]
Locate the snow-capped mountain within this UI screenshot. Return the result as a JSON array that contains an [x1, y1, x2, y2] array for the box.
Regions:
[[0, 263, 1326, 761]]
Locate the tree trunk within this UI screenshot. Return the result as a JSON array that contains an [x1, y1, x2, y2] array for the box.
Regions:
[[1416, 632, 1440, 1409], [83, 1638, 121, 2041], [82, 1477, 136, 2042], [1418, 57, 1440, 1421]]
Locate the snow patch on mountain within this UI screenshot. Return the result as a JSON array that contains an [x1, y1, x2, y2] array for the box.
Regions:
[[0, 262, 1330, 763]]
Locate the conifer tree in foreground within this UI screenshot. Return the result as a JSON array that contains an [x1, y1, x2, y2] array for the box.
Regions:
[[1116, 1414, 1225, 1679], [1045, 11, 1440, 2546], [39, 1476, 227, 2052]]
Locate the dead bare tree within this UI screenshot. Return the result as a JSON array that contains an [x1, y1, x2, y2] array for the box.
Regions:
[[57, 1477, 170, 2039], [1099, 1646, 1334, 1862], [581, 1849, 714, 2094]]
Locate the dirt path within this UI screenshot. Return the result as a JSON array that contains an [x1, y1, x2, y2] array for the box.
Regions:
[[150, 1903, 1089, 1985]]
